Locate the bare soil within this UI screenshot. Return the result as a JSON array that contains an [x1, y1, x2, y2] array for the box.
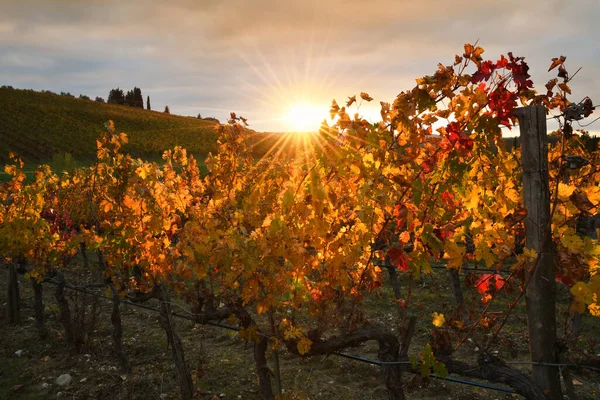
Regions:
[[2, 267, 599, 400]]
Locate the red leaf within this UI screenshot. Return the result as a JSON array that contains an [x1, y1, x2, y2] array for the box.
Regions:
[[555, 273, 575, 287], [474, 274, 506, 295], [496, 54, 509, 69], [488, 83, 518, 127], [434, 223, 456, 241], [441, 190, 455, 208], [310, 288, 323, 301], [393, 204, 408, 230], [387, 247, 409, 272], [458, 138, 473, 152], [471, 60, 496, 83], [396, 298, 407, 309], [421, 157, 436, 174]]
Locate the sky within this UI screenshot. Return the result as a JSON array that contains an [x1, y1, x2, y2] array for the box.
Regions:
[[1, 0, 599, 134]]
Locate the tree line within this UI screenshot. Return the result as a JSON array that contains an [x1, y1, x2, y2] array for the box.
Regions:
[[106, 87, 170, 114], [1, 85, 220, 119]]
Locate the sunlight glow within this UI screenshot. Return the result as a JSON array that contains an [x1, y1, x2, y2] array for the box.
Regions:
[[283, 102, 327, 133]]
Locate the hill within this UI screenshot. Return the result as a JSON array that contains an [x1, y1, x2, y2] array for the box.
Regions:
[[0, 87, 221, 166]]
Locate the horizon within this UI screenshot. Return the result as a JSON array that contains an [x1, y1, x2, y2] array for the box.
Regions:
[[1, 0, 599, 136]]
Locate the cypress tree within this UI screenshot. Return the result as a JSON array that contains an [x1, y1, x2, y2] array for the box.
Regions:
[[164, 105, 170, 114], [147, 96, 151, 110]]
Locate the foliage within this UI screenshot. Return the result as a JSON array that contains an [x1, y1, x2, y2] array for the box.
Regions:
[[2, 44, 599, 396], [107, 88, 125, 105]]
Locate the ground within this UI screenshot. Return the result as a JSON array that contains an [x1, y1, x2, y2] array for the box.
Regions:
[[1, 266, 599, 400]]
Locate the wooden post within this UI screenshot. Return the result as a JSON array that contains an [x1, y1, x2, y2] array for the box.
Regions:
[[97, 251, 130, 371], [516, 105, 562, 399], [448, 269, 463, 305], [54, 270, 75, 345], [157, 286, 194, 399], [254, 336, 275, 400], [32, 278, 47, 338], [109, 284, 131, 372], [6, 263, 21, 324]]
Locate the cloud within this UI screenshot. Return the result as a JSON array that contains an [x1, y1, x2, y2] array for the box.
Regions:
[[0, 0, 599, 131]]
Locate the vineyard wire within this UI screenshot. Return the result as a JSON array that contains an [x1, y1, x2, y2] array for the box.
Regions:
[[37, 277, 598, 393], [374, 261, 512, 275]]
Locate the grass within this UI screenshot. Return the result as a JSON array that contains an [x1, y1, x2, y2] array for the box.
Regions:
[[0, 87, 219, 166], [0, 87, 289, 180]]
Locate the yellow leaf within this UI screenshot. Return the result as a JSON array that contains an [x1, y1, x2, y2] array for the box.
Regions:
[[571, 282, 593, 305], [464, 188, 479, 210], [362, 153, 374, 166], [282, 189, 295, 211], [283, 326, 303, 340], [522, 247, 537, 260], [585, 186, 600, 206], [350, 163, 360, 175], [475, 245, 495, 268], [503, 187, 520, 203], [444, 241, 465, 269], [297, 336, 312, 355], [558, 183, 575, 200], [432, 312, 445, 327], [560, 231, 584, 253]]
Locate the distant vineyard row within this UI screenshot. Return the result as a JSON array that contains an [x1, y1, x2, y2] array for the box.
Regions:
[[0, 87, 283, 167]]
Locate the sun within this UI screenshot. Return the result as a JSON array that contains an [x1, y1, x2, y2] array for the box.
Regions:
[[283, 102, 327, 133]]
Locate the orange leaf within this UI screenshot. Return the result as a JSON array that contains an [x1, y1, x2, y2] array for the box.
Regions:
[[548, 56, 566, 72], [558, 82, 571, 95], [360, 92, 373, 102]]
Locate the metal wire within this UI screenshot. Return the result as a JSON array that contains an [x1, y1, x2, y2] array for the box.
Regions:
[[429, 374, 516, 393], [576, 116, 600, 128], [376, 261, 510, 275], [38, 277, 600, 394], [334, 352, 411, 366], [334, 352, 517, 393]]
